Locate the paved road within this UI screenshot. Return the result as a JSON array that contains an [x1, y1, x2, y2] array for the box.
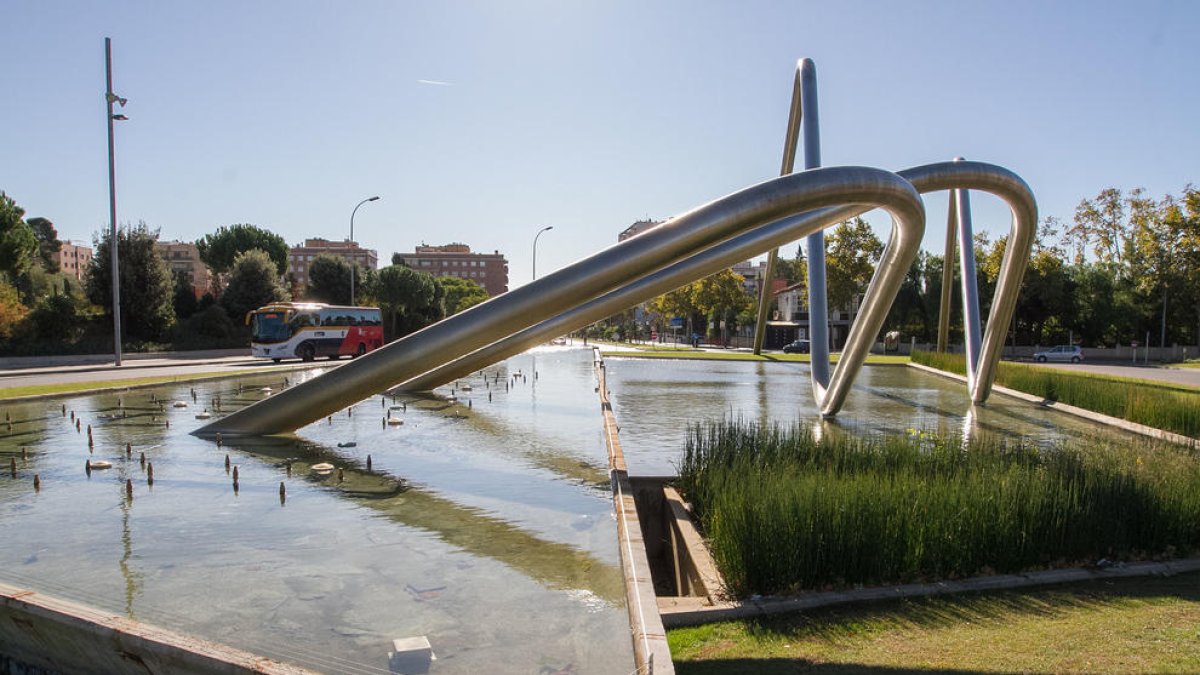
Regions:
[[1030, 361, 1200, 389], [0, 355, 324, 392]]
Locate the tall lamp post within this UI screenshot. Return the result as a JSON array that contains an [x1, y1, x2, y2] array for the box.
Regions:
[[532, 225, 554, 281], [105, 37, 129, 366], [348, 196, 379, 305]]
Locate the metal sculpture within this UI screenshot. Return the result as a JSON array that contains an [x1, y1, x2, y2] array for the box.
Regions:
[[197, 59, 1039, 438], [401, 160, 1036, 408], [199, 166, 927, 436], [752, 58, 833, 407]]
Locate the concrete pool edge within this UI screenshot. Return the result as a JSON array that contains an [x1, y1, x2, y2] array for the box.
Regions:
[[595, 349, 677, 675], [908, 361, 1199, 446], [0, 581, 315, 675], [658, 558, 1200, 627], [0, 362, 328, 404]]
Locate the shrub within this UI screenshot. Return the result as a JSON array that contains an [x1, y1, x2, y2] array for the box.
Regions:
[[678, 418, 1200, 597]]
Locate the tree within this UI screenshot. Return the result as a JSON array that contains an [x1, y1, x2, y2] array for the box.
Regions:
[[0, 192, 37, 281], [305, 254, 352, 304], [23, 293, 81, 346], [86, 222, 176, 343], [0, 281, 28, 340], [646, 283, 701, 337], [825, 217, 884, 311], [375, 265, 443, 340], [774, 244, 808, 285], [172, 270, 199, 320], [220, 249, 289, 322], [882, 254, 930, 341], [693, 269, 752, 342], [196, 224, 289, 276], [25, 217, 61, 273], [436, 276, 489, 315]]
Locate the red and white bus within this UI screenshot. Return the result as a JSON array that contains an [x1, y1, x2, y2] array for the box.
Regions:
[[248, 303, 384, 362]]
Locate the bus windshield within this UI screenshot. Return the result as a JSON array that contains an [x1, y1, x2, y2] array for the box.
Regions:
[[251, 311, 291, 343]]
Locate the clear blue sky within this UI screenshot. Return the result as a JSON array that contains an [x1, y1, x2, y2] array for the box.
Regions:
[[3, 1, 1197, 288]]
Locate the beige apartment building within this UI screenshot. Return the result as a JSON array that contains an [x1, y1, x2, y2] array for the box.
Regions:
[[52, 242, 92, 281], [393, 243, 509, 296], [288, 239, 379, 290], [154, 240, 211, 299]]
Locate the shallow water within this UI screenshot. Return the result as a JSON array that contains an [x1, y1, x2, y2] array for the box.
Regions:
[[601, 358, 1140, 475], [0, 345, 633, 674]]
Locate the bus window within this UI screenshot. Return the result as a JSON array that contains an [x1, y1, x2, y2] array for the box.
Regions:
[[251, 312, 290, 342], [290, 313, 317, 330]]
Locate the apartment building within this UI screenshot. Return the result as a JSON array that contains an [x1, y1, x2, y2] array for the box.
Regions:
[[52, 242, 92, 281], [154, 240, 211, 299], [288, 238, 379, 290], [393, 243, 508, 296]]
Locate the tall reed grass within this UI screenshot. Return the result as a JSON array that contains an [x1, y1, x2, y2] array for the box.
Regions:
[[911, 350, 1200, 439], [678, 419, 1200, 597]]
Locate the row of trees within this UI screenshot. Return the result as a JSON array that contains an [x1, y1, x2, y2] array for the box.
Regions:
[[0, 193, 490, 355], [889, 184, 1200, 348], [625, 184, 1200, 350]]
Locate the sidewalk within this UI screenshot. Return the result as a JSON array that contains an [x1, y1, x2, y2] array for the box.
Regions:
[[0, 348, 250, 373], [0, 349, 299, 398]]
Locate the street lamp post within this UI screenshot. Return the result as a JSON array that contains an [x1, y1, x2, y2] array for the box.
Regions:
[[348, 196, 379, 306], [105, 37, 129, 366], [532, 225, 554, 281]]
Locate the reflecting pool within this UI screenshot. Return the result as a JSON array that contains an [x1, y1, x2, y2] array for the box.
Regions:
[[602, 358, 1141, 475], [0, 346, 633, 674]]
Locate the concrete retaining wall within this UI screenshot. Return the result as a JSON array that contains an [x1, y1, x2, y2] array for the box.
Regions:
[[0, 582, 312, 674]]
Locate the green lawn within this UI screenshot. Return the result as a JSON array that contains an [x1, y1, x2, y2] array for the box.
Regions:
[[669, 571, 1200, 674]]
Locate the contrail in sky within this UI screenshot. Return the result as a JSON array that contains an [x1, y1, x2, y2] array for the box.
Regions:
[[417, 79, 453, 86]]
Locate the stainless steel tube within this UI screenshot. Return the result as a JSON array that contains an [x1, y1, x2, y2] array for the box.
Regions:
[[406, 161, 1035, 409], [955, 183, 983, 388], [898, 162, 1038, 402], [198, 166, 925, 436], [936, 190, 957, 353], [798, 59, 830, 394], [752, 59, 805, 355]]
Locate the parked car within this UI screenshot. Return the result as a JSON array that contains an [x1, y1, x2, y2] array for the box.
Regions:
[[1033, 345, 1083, 363], [783, 339, 811, 354]]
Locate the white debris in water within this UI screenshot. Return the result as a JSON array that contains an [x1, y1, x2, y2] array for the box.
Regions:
[[565, 588, 607, 613]]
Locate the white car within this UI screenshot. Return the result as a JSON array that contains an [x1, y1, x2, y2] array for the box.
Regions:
[[1033, 345, 1083, 363]]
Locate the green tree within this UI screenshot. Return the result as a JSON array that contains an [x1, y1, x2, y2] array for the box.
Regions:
[[85, 222, 176, 343], [882, 254, 931, 341], [825, 217, 884, 311], [220, 249, 289, 323], [1175, 185, 1200, 344], [646, 283, 701, 337], [171, 304, 240, 349], [375, 265, 443, 340], [172, 270, 200, 320], [25, 217, 61, 273], [774, 244, 808, 285], [436, 276, 489, 315], [304, 254, 351, 304], [196, 224, 289, 276], [23, 293, 81, 346], [1014, 251, 1077, 345], [0, 281, 28, 340], [0, 192, 37, 281], [693, 269, 752, 342]]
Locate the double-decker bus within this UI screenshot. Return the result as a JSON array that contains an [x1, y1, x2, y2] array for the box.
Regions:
[[248, 303, 384, 362]]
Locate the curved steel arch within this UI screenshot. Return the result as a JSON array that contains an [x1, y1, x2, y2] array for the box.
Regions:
[[401, 160, 1036, 408], [197, 166, 925, 436]]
